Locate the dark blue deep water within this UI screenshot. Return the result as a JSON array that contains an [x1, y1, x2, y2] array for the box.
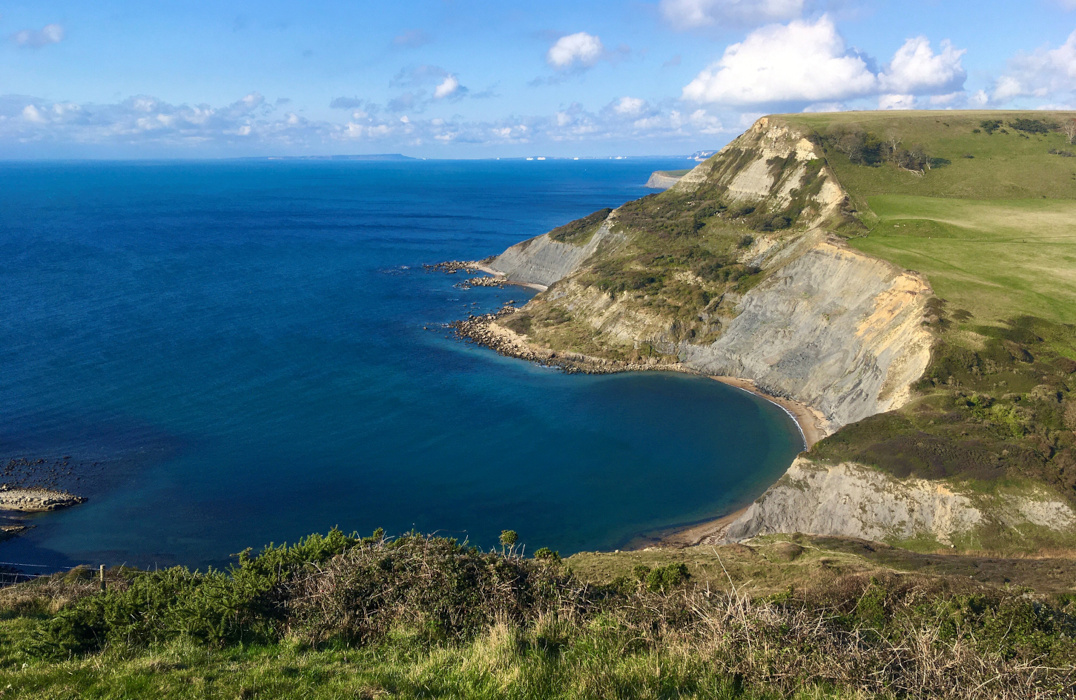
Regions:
[[0, 159, 802, 570]]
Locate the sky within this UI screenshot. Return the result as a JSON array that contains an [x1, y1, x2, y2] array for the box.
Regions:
[[2, 0, 1076, 158]]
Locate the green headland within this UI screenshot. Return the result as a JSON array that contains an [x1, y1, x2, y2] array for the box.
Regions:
[[4, 111, 1076, 697]]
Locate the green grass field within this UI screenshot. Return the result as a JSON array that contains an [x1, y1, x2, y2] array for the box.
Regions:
[[783, 110, 1076, 201], [850, 195, 1076, 327]]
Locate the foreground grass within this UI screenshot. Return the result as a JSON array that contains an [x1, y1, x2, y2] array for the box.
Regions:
[[0, 624, 826, 700], [0, 532, 1073, 699]]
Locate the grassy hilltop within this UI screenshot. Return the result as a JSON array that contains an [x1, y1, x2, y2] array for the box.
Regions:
[[783, 110, 1076, 328], [1, 530, 1075, 698]]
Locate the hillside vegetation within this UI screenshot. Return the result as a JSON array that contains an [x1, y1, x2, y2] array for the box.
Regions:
[[1, 530, 1074, 698]]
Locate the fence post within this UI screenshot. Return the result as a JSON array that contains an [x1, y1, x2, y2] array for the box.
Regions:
[[99, 564, 106, 592]]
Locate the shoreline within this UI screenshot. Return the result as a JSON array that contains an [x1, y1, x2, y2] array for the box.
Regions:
[[472, 263, 548, 292], [0, 488, 86, 545], [445, 304, 831, 550], [707, 376, 827, 451]]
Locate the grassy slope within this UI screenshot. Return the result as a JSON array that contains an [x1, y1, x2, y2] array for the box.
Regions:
[[782, 110, 1076, 330], [0, 532, 1074, 699], [856, 196, 1076, 327]]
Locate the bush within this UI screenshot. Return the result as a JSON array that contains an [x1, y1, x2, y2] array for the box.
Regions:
[[1009, 118, 1054, 134], [644, 563, 689, 593]]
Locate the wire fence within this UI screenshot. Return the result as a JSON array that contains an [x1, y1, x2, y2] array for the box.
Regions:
[[0, 561, 100, 588]]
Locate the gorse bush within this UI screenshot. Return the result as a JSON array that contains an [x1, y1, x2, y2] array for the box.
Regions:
[[4, 533, 1076, 698], [25, 531, 581, 657]]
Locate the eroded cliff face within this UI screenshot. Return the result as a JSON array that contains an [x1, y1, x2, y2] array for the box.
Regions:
[[468, 114, 1076, 550], [474, 116, 1020, 547], [491, 217, 620, 289], [680, 237, 933, 430], [487, 116, 931, 434], [721, 458, 1076, 547]]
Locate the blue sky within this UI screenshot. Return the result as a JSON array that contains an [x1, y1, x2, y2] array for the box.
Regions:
[[2, 0, 1075, 158]]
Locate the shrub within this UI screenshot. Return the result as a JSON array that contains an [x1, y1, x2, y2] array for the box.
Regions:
[[1009, 118, 1054, 134], [644, 563, 689, 593]]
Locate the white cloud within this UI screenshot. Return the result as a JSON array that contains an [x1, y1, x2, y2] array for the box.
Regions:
[[11, 23, 64, 48], [879, 37, 966, 94], [22, 104, 46, 123], [687, 108, 725, 134], [388, 65, 468, 109], [547, 32, 604, 70], [991, 29, 1076, 102], [612, 96, 648, 116], [660, 0, 804, 30], [878, 94, 916, 110], [434, 75, 460, 99], [0, 91, 730, 156], [682, 16, 876, 105]]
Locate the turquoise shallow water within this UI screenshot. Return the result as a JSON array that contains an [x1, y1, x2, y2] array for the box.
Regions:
[[0, 159, 802, 570]]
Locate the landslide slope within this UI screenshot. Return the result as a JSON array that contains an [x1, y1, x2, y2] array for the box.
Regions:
[[481, 111, 1076, 552]]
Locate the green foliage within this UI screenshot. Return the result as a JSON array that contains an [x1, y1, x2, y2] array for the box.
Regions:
[[980, 119, 1002, 134], [499, 530, 519, 547], [644, 563, 689, 593], [547, 208, 612, 245], [533, 547, 561, 563], [812, 314, 1076, 497], [3, 540, 1076, 699], [1009, 118, 1055, 134]]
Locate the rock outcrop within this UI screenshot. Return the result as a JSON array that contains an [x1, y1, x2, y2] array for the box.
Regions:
[[645, 171, 682, 190], [490, 216, 621, 289], [0, 487, 86, 513], [485, 116, 931, 435], [468, 115, 1041, 548], [722, 459, 1076, 546], [680, 237, 932, 430]]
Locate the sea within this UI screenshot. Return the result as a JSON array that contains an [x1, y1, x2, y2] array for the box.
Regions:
[[0, 158, 803, 571]]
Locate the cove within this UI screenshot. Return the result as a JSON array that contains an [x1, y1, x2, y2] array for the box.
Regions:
[[0, 159, 803, 570]]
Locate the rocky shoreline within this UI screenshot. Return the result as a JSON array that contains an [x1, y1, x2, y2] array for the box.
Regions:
[[449, 306, 682, 376], [0, 478, 87, 544], [0, 486, 86, 513]]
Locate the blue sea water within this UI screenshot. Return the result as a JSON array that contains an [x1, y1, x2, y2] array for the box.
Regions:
[[0, 158, 802, 571]]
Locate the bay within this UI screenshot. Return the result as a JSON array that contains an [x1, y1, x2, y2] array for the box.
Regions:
[[0, 158, 802, 570]]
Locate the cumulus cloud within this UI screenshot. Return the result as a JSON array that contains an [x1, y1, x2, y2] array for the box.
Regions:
[[547, 32, 605, 70], [388, 65, 468, 109], [0, 91, 732, 155], [879, 37, 966, 94], [991, 29, 1076, 102], [682, 16, 876, 105], [611, 96, 648, 116], [878, 94, 916, 110], [11, 23, 64, 48], [433, 75, 460, 99], [660, 0, 804, 30]]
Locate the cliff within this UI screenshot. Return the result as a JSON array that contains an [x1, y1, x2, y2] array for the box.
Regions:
[[471, 113, 1076, 551], [645, 170, 685, 190], [487, 117, 931, 433], [722, 458, 1076, 547]]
